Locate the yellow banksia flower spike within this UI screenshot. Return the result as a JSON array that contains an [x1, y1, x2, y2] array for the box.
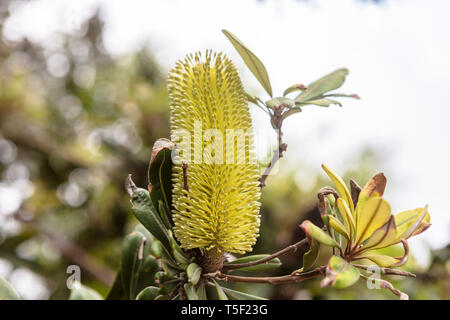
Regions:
[[167, 51, 261, 257]]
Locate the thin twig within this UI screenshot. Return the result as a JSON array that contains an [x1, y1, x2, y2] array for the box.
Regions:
[[205, 266, 325, 284], [353, 264, 416, 278], [222, 238, 308, 271], [259, 127, 287, 188], [167, 281, 184, 300], [360, 274, 409, 300], [182, 161, 189, 191]]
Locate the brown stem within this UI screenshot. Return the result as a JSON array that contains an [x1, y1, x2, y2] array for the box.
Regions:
[[259, 112, 287, 188], [222, 238, 308, 271], [360, 274, 408, 300], [353, 264, 416, 278], [205, 266, 325, 284], [168, 281, 184, 300], [182, 161, 189, 191]]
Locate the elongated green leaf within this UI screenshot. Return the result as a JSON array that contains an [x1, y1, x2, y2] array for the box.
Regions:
[[328, 215, 350, 240], [321, 164, 355, 217], [395, 206, 430, 239], [336, 198, 355, 238], [223, 29, 273, 97], [363, 215, 397, 250], [296, 68, 349, 103], [184, 283, 199, 300], [69, 283, 103, 300], [196, 282, 206, 300], [158, 200, 173, 230], [136, 255, 159, 293], [283, 83, 307, 96], [297, 239, 320, 273], [0, 276, 20, 300], [355, 253, 400, 268], [322, 255, 360, 289], [156, 271, 178, 295], [126, 175, 171, 249], [281, 106, 302, 120], [106, 270, 124, 300], [131, 225, 160, 293], [245, 92, 259, 105], [151, 240, 180, 276], [296, 98, 342, 108], [150, 240, 176, 264], [224, 254, 281, 273], [136, 286, 160, 300], [121, 231, 146, 300], [148, 139, 174, 227], [213, 280, 228, 300], [300, 220, 339, 248], [169, 233, 190, 266], [323, 93, 360, 99], [356, 197, 391, 244], [159, 282, 178, 296], [186, 263, 202, 285], [221, 287, 267, 300]]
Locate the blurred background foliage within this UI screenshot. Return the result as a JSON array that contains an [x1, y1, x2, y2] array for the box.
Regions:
[[0, 1, 448, 300]]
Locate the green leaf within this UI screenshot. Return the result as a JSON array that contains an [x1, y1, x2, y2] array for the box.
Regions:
[[157, 201, 173, 230], [295, 68, 349, 103], [184, 283, 199, 300], [106, 270, 124, 300], [283, 83, 307, 96], [196, 281, 206, 300], [336, 198, 355, 238], [323, 93, 360, 99], [281, 106, 302, 120], [300, 220, 339, 248], [394, 206, 430, 239], [126, 175, 171, 249], [169, 233, 190, 266], [296, 98, 342, 108], [355, 253, 400, 268], [212, 280, 228, 300], [224, 254, 282, 273], [0, 276, 20, 300], [136, 255, 159, 293], [135, 286, 160, 300], [328, 215, 350, 240], [148, 139, 174, 227], [322, 255, 360, 289], [244, 92, 259, 105], [151, 240, 175, 262], [321, 164, 355, 217], [363, 215, 397, 250], [121, 231, 147, 300], [297, 239, 320, 273], [223, 29, 273, 97], [156, 272, 178, 295], [186, 263, 202, 285], [69, 283, 103, 300], [221, 287, 267, 300], [356, 197, 391, 244]]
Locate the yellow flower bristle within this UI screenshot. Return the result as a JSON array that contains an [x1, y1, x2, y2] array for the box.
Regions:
[[168, 51, 261, 254]]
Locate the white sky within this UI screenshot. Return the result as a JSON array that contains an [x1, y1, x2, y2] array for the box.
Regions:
[[4, 0, 450, 253]]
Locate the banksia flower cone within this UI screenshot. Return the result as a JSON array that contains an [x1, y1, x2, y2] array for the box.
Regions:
[[168, 51, 261, 256]]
